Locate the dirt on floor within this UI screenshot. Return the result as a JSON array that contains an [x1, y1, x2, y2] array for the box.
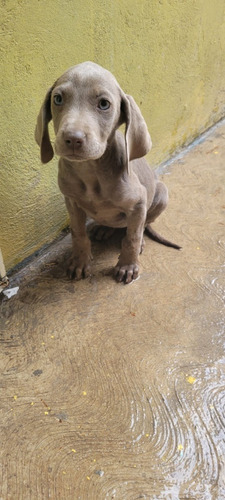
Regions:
[[0, 122, 225, 500]]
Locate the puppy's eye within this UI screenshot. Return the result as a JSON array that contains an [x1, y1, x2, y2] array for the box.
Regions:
[[98, 99, 110, 110], [53, 94, 63, 106]]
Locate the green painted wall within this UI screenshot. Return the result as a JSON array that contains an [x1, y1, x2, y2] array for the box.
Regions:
[[1, 0, 225, 270]]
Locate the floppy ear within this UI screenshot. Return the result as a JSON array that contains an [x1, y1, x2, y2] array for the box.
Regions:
[[35, 86, 54, 164], [120, 93, 152, 174]]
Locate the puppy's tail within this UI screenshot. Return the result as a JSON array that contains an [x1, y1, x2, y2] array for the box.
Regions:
[[145, 224, 182, 250]]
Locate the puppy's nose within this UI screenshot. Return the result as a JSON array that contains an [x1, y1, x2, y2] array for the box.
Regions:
[[64, 131, 86, 148]]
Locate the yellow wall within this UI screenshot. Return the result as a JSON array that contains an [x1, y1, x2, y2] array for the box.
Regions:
[[1, 0, 225, 270]]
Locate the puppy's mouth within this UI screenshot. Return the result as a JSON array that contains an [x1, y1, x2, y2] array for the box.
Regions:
[[61, 151, 103, 162], [55, 144, 106, 162], [63, 153, 88, 162]]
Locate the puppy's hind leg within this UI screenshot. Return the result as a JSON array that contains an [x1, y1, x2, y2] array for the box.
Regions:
[[145, 181, 181, 250], [146, 181, 168, 224]]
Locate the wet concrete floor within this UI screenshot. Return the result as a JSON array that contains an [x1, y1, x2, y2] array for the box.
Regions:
[[0, 122, 225, 499]]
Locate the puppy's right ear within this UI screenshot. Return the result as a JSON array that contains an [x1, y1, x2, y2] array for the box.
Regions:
[[120, 92, 152, 175], [35, 86, 54, 164]]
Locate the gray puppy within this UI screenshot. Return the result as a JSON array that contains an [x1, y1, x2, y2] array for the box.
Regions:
[[35, 62, 180, 284]]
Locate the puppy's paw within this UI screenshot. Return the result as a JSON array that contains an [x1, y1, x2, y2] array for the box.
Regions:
[[114, 263, 139, 284], [67, 255, 92, 280]]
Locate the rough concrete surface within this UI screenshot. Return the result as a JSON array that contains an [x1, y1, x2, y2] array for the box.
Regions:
[[0, 122, 225, 499]]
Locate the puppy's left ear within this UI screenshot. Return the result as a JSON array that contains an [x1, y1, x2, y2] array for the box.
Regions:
[[35, 86, 54, 164], [120, 93, 152, 174]]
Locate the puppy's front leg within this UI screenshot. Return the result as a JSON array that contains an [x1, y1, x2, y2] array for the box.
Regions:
[[65, 197, 92, 280], [114, 200, 147, 284]]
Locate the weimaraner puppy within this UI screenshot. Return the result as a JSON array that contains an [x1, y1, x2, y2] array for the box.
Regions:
[[35, 61, 180, 284]]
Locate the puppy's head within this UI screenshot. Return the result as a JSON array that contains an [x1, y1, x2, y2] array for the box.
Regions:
[[35, 61, 152, 171]]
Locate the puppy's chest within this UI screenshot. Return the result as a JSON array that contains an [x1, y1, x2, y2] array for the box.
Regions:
[[59, 166, 122, 222], [77, 177, 109, 209], [77, 180, 125, 225]]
